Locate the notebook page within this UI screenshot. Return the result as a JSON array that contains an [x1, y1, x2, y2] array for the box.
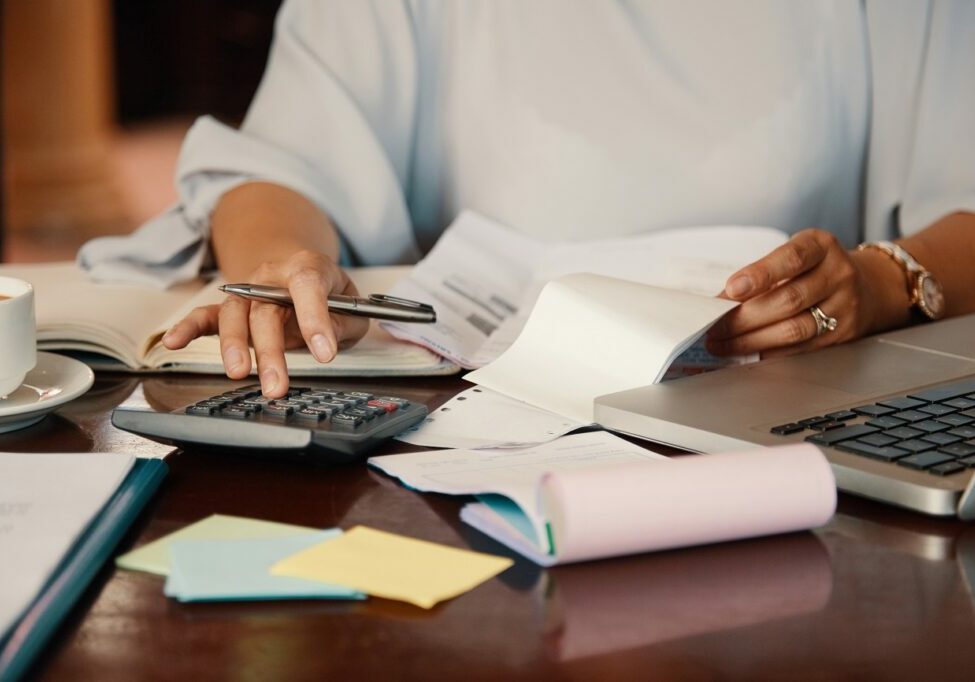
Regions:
[[466, 273, 737, 423]]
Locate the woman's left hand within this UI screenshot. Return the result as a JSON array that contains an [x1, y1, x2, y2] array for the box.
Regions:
[[706, 228, 895, 359]]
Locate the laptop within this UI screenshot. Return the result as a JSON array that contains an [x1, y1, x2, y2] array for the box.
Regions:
[[594, 313, 975, 520]]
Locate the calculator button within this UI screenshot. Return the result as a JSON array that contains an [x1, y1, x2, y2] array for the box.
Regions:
[[920, 432, 961, 447], [345, 408, 376, 421], [945, 398, 975, 410], [912, 420, 951, 434], [332, 414, 364, 429], [948, 426, 975, 439], [934, 413, 973, 427], [220, 406, 254, 419], [377, 396, 411, 408], [368, 399, 400, 413], [825, 410, 857, 421], [798, 416, 829, 427], [857, 433, 898, 448], [186, 405, 218, 416], [346, 391, 374, 401], [295, 408, 328, 422], [263, 404, 294, 417], [937, 442, 975, 458], [883, 426, 923, 440], [891, 410, 929, 423]]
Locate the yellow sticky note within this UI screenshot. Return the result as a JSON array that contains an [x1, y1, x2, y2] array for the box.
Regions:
[[116, 514, 316, 576], [270, 526, 513, 609]]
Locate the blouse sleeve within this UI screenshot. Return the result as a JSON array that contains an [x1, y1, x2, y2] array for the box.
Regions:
[[79, 0, 422, 287], [864, 0, 975, 241]]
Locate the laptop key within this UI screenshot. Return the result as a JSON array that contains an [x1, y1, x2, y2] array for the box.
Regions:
[[810, 421, 845, 431], [852, 404, 895, 417], [897, 451, 956, 470], [934, 413, 973, 427], [896, 439, 937, 453], [805, 423, 878, 446], [920, 432, 962, 447], [938, 443, 975, 458], [908, 381, 975, 403], [892, 410, 930, 423], [878, 396, 927, 410], [770, 423, 805, 435], [948, 426, 975, 440], [836, 441, 909, 462], [929, 462, 966, 476], [917, 403, 957, 417], [912, 420, 951, 434], [825, 410, 857, 421], [883, 426, 923, 440], [865, 416, 905, 430], [858, 433, 899, 448]]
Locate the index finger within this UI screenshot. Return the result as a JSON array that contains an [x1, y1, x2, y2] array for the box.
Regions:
[[723, 230, 829, 301]]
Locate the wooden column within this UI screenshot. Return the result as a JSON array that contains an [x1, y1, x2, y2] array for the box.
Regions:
[[2, 0, 125, 236]]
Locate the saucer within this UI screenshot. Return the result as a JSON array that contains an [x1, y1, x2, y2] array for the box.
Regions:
[[0, 352, 95, 433]]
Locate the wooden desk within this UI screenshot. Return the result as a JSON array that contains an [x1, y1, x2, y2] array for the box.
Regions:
[[4, 373, 975, 680]]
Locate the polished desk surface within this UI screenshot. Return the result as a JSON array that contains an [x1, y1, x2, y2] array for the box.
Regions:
[[4, 373, 975, 681]]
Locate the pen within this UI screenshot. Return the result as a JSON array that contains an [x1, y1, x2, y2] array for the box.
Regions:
[[219, 284, 437, 323]]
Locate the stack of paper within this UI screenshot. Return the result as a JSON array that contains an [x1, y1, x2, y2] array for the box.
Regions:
[[116, 515, 512, 608]]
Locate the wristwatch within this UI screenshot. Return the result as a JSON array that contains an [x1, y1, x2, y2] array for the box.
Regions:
[[857, 240, 945, 320]]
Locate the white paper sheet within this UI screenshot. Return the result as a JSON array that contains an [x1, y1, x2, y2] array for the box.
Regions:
[[466, 273, 738, 423], [383, 211, 786, 369], [395, 386, 588, 449], [370, 432, 668, 554], [0, 452, 134, 640]]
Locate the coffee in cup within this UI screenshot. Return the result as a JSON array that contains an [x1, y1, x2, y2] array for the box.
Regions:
[[0, 276, 37, 398]]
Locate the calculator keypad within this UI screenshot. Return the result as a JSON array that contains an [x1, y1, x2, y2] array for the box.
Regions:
[[183, 385, 410, 432]]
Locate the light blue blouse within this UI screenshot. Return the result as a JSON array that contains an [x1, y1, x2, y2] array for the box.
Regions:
[[79, 0, 975, 286]]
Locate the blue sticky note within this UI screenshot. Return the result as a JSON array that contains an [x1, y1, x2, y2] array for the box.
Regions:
[[164, 530, 365, 602]]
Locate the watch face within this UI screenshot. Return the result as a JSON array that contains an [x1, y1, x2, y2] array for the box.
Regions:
[[917, 273, 945, 320]]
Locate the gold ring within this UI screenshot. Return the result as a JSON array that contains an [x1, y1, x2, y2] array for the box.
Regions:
[[809, 305, 838, 337]]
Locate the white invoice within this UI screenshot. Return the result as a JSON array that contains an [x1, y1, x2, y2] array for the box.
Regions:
[[0, 452, 134, 641]]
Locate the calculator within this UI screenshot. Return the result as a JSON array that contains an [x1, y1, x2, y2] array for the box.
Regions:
[[111, 384, 428, 464]]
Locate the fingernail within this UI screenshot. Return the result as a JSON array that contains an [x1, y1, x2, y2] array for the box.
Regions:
[[260, 368, 279, 395], [226, 347, 244, 372], [310, 334, 333, 362], [726, 275, 753, 299], [162, 330, 176, 344]]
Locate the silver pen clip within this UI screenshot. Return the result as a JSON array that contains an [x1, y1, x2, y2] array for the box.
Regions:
[[368, 294, 436, 313]]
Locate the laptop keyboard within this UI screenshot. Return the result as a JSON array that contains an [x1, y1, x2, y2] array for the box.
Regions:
[[770, 378, 975, 477]]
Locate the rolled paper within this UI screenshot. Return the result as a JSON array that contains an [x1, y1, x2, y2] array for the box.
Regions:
[[541, 443, 835, 563]]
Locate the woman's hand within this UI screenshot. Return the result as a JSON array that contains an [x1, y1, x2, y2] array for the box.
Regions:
[[706, 228, 908, 359], [161, 250, 369, 398]]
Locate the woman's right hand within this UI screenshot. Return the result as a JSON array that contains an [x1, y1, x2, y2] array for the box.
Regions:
[[161, 250, 369, 398]]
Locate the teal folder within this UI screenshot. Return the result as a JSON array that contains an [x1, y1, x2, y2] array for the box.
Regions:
[[0, 458, 167, 682]]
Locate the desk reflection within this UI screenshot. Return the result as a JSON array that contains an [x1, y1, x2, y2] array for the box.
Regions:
[[543, 532, 832, 661]]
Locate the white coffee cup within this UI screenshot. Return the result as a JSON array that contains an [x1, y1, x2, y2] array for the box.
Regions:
[[0, 276, 37, 398]]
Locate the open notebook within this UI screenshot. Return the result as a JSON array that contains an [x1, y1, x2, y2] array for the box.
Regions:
[[0, 262, 457, 377]]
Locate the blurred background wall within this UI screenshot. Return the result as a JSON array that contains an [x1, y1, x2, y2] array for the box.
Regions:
[[1, 0, 283, 262]]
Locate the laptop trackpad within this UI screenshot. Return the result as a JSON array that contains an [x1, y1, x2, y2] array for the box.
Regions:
[[753, 340, 975, 397]]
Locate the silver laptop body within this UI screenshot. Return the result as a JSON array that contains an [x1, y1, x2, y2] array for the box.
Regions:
[[595, 313, 975, 520]]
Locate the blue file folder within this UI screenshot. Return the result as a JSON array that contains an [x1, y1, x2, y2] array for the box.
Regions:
[[0, 458, 167, 682]]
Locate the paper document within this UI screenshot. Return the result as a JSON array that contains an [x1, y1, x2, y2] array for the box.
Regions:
[[396, 386, 588, 449], [383, 211, 786, 368], [164, 532, 365, 602], [370, 432, 668, 560], [466, 273, 738, 423], [0, 453, 134, 641], [270, 526, 513, 609], [371, 434, 836, 566], [115, 514, 317, 576]]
